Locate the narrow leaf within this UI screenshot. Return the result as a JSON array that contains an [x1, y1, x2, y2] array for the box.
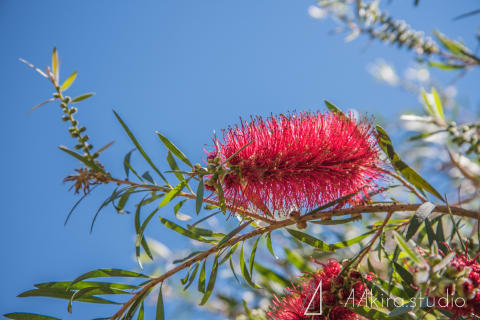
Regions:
[[113, 111, 168, 184], [159, 217, 213, 243], [266, 232, 278, 259], [61, 71, 77, 91], [4, 313, 60, 320], [286, 229, 332, 251], [393, 231, 424, 265], [198, 260, 206, 293], [200, 254, 219, 305], [71, 93, 94, 103], [156, 131, 193, 167], [196, 178, 204, 215], [155, 286, 165, 320], [249, 236, 261, 275], [405, 202, 436, 240]]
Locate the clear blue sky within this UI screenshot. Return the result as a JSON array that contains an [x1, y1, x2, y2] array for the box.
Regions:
[[1, 1, 479, 319]]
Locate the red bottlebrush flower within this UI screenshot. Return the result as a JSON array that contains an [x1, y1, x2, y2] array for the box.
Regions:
[[206, 111, 382, 216], [267, 259, 367, 320]]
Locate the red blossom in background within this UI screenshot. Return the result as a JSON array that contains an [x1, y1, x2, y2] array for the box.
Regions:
[[423, 247, 480, 319], [206, 111, 383, 216], [267, 259, 367, 320]]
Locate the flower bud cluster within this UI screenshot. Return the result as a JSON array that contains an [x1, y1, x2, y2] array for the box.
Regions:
[[362, 12, 439, 55], [419, 249, 480, 318], [58, 98, 97, 160], [447, 121, 480, 156], [267, 259, 368, 320]]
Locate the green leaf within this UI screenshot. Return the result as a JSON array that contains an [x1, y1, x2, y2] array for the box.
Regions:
[[421, 89, 435, 117], [393, 261, 414, 286], [123, 149, 142, 181], [424, 218, 435, 246], [113, 111, 169, 185], [35, 281, 138, 290], [432, 88, 445, 120], [174, 211, 192, 222], [141, 171, 155, 184], [71, 92, 95, 103], [405, 202, 436, 240], [428, 61, 465, 70], [266, 232, 278, 259], [17, 288, 117, 305], [324, 99, 346, 116], [348, 307, 390, 320], [156, 286, 165, 320], [158, 180, 187, 209], [310, 216, 361, 225], [4, 313, 60, 320], [229, 255, 240, 283], [173, 251, 201, 264], [166, 151, 188, 186], [90, 187, 136, 232], [198, 260, 206, 293], [135, 199, 154, 268], [61, 71, 77, 91], [184, 262, 200, 290], [116, 188, 134, 213], [58, 145, 100, 171], [215, 182, 227, 213], [286, 229, 332, 251], [123, 287, 151, 320], [407, 130, 445, 141], [393, 231, 424, 265], [219, 243, 239, 265], [68, 286, 107, 313], [69, 269, 149, 289], [329, 230, 376, 250], [249, 236, 261, 275], [200, 255, 219, 305], [196, 179, 205, 215], [136, 207, 160, 261], [376, 125, 444, 201], [240, 242, 261, 288], [254, 263, 289, 287], [186, 225, 224, 238], [52, 47, 59, 80], [388, 301, 415, 317], [434, 31, 477, 61], [283, 247, 312, 272], [159, 217, 213, 243], [156, 131, 193, 167], [137, 302, 144, 320]]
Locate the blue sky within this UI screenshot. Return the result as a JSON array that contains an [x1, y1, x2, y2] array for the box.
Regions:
[[1, 1, 479, 319]]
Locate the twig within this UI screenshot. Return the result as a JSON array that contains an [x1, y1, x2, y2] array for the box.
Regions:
[[108, 202, 479, 319], [380, 169, 428, 202], [354, 210, 394, 268]]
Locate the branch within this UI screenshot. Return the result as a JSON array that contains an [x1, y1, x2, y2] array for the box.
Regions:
[[109, 202, 479, 319], [108, 177, 276, 224]]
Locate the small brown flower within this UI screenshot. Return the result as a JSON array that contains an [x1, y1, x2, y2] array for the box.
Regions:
[[63, 168, 109, 194]]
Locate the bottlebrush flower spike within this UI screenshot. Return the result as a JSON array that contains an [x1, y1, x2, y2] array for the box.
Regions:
[[267, 259, 368, 320], [206, 111, 382, 216]]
